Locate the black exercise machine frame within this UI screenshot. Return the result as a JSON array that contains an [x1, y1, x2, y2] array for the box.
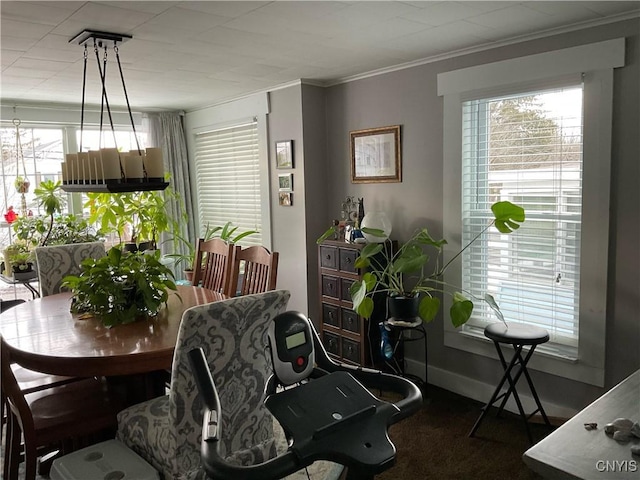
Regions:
[[189, 317, 423, 480]]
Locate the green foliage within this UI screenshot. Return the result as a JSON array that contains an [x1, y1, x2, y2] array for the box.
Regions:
[[85, 186, 183, 249], [4, 240, 33, 268], [208, 222, 259, 243], [33, 179, 66, 246], [321, 201, 525, 328], [13, 214, 102, 247], [62, 247, 177, 327]]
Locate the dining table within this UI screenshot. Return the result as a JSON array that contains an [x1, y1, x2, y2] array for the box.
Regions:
[[0, 285, 227, 399]]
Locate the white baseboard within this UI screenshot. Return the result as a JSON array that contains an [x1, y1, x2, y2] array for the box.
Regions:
[[404, 358, 577, 419]]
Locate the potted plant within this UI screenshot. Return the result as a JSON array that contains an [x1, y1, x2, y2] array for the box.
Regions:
[[61, 247, 178, 327], [14, 175, 30, 194], [317, 201, 525, 328], [3, 240, 35, 279], [33, 179, 65, 246], [85, 186, 183, 252]]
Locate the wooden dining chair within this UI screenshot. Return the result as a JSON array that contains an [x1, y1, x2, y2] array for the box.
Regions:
[[34, 241, 106, 297], [227, 245, 279, 297], [191, 237, 235, 294], [1, 300, 81, 479], [1, 336, 123, 480]]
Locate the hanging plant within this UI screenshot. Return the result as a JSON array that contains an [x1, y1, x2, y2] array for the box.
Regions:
[[13, 119, 30, 218], [14, 176, 30, 194]]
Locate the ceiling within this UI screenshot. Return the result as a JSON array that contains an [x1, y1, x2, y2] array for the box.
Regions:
[[2, 1, 639, 111]]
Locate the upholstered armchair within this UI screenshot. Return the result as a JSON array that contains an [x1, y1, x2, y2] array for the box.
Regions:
[[34, 241, 106, 297], [116, 289, 291, 480]]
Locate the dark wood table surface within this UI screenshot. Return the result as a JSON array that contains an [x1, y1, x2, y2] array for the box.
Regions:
[[0, 285, 226, 378]]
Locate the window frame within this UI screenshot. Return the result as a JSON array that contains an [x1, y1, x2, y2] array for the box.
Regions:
[[438, 39, 625, 387]]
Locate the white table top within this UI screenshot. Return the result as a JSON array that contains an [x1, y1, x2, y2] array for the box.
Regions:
[[523, 369, 640, 479]]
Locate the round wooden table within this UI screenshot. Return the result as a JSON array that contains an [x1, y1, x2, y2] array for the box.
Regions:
[[0, 285, 226, 378]]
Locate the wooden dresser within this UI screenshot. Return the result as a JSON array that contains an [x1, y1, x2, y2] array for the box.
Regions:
[[317, 240, 390, 367]]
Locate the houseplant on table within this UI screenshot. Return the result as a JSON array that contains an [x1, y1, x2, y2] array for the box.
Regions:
[[61, 247, 177, 327], [317, 201, 525, 328]]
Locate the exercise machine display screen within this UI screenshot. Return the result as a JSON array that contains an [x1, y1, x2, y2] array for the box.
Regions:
[[268, 311, 314, 386], [285, 331, 306, 350]]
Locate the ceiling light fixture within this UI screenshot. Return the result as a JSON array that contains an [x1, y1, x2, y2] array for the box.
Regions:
[[61, 29, 167, 193]]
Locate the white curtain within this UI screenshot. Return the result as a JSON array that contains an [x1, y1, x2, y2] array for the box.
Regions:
[[147, 112, 195, 276]]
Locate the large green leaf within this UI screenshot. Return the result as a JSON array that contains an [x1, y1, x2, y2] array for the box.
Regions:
[[355, 296, 374, 319], [354, 243, 383, 268], [484, 293, 505, 324], [316, 226, 337, 244], [393, 244, 427, 274], [450, 292, 473, 327], [414, 228, 447, 249], [491, 201, 525, 234], [419, 296, 440, 323]]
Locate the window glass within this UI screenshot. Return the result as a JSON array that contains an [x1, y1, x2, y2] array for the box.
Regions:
[[194, 121, 262, 246], [461, 85, 584, 354]]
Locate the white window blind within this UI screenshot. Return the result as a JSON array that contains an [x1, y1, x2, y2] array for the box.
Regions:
[[194, 121, 262, 246], [461, 85, 584, 357]]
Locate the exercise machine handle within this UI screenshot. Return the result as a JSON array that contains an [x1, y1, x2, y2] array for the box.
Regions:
[[188, 348, 301, 480]]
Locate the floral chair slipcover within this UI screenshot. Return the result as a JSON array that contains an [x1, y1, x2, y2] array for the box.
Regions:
[[34, 241, 106, 297], [116, 289, 291, 480]]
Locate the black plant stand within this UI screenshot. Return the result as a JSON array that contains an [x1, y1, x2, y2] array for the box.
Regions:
[[382, 318, 428, 395]]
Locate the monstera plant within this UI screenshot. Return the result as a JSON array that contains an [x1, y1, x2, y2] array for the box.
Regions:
[[318, 201, 525, 328]]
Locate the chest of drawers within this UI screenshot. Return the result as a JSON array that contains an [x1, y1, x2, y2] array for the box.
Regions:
[[317, 240, 390, 366]]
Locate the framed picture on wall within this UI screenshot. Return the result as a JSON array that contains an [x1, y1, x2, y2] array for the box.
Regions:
[[276, 140, 294, 168], [279, 192, 292, 206], [278, 173, 293, 191], [350, 125, 401, 183]]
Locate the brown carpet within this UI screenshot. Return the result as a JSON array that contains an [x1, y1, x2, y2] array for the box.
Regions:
[[377, 385, 551, 480]]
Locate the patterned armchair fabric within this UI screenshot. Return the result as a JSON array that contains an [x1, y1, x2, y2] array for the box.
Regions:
[[34, 242, 106, 297], [117, 289, 291, 480]]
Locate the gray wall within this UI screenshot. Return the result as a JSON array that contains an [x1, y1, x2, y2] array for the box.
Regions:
[[319, 18, 639, 412], [267, 84, 328, 324], [266, 86, 308, 314]]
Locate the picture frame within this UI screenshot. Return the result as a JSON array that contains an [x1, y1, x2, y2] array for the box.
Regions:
[[350, 125, 401, 183], [278, 173, 293, 191], [275, 140, 294, 169], [278, 192, 292, 206]]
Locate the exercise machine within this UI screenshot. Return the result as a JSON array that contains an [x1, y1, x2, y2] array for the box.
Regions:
[[189, 311, 423, 480]]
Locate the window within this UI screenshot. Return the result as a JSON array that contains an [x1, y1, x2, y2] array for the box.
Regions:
[[1, 126, 66, 244], [461, 86, 584, 356], [438, 39, 625, 386], [0, 117, 146, 301], [194, 121, 262, 246]]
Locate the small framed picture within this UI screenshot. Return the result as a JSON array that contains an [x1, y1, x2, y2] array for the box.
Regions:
[[276, 140, 294, 169], [279, 192, 292, 206], [278, 173, 293, 191]]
